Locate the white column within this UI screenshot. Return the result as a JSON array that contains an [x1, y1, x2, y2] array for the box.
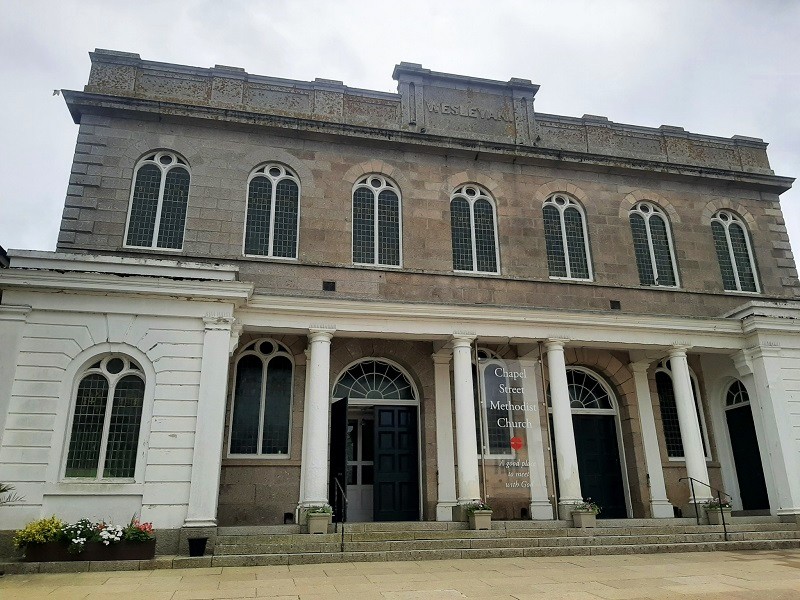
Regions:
[[299, 329, 334, 508], [546, 339, 582, 519], [630, 361, 674, 518], [433, 351, 457, 520], [744, 344, 800, 516], [518, 355, 554, 519], [669, 346, 712, 505], [184, 315, 236, 527], [452, 335, 481, 504]]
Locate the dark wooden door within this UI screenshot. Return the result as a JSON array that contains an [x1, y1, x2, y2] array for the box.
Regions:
[[726, 405, 769, 510], [328, 397, 348, 522], [573, 414, 627, 518], [373, 406, 419, 521]]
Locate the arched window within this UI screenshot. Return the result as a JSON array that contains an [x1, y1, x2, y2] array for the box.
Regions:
[[711, 210, 758, 292], [352, 175, 401, 267], [451, 184, 499, 273], [654, 360, 710, 459], [65, 356, 145, 478], [725, 379, 750, 407], [629, 201, 679, 287], [229, 339, 294, 456], [473, 349, 512, 457], [543, 194, 592, 280], [125, 151, 190, 250], [333, 359, 416, 400], [244, 164, 300, 259]]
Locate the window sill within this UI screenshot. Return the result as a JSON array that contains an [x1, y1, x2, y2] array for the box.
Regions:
[[352, 262, 403, 270], [454, 269, 501, 277], [48, 481, 142, 493], [548, 276, 594, 283], [242, 254, 299, 262], [122, 245, 184, 253]]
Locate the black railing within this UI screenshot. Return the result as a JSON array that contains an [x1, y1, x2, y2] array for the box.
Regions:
[[679, 476, 733, 541], [333, 477, 348, 552]]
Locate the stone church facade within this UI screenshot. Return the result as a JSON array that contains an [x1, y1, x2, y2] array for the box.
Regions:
[[1, 50, 799, 544]]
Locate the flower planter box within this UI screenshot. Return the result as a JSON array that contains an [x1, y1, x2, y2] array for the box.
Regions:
[[705, 507, 732, 525], [306, 513, 331, 534], [571, 511, 597, 528], [468, 510, 493, 530], [23, 539, 156, 562]]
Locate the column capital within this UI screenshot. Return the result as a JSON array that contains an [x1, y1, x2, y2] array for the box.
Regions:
[[432, 350, 452, 365], [668, 345, 691, 358], [732, 349, 754, 376], [629, 360, 651, 375], [308, 328, 335, 343], [229, 322, 243, 356], [545, 338, 569, 351], [203, 314, 235, 330], [451, 333, 475, 348]]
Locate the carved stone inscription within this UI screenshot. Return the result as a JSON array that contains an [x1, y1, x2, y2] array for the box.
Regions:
[[422, 85, 515, 140], [426, 102, 512, 123]]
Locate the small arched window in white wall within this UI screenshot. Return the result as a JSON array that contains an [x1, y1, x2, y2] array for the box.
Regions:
[[352, 175, 402, 267], [244, 164, 300, 259], [65, 356, 145, 478], [711, 210, 759, 293], [629, 201, 679, 287], [229, 339, 294, 456], [451, 184, 500, 273], [125, 151, 190, 250], [543, 194, 592, 280]]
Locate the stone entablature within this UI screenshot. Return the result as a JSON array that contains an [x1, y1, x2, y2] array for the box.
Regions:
[[77, 49, 775, 179]]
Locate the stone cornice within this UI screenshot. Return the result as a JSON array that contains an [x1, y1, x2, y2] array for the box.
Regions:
[[61, 90, 794, 193]]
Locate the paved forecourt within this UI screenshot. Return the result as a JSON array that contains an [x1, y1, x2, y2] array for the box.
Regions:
[[1, 549, 800, 599]]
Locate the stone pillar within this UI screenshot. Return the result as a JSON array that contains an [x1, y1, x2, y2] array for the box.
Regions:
[[298, 329, 334, 509], [741, 344, 800, 517], [630, 361, 674, 518], [669, 347, 712, 508], [433, 351, 457, 520], [184, 315, 236, 527], [518, 354, 555, 519], [452, 334, 481, 504], [546, 339, 583, 519]]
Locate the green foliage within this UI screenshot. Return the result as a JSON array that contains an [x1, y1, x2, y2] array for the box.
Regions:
[[464, 501, 492, 514], [0, 483, 24, 506], [306, 504, 332, 514], [573, 498, 601, 515], [13, 516, 65, 548], [62, 518, 100, 553], [123, 517, 155, 542]]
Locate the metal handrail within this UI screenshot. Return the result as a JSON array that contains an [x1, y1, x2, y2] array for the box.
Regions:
[[679, 476, 733, 540], [333, 477, 348, 552]]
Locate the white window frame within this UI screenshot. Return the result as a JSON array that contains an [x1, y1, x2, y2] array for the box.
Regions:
[[451, 184, 501, 275], [654, 360, 712, 462], [351, 174, 403, 268], [62, 355, 145, 481], [243, 163, 301, 260], [629, 201, 680, 287], [543, 193, 593, 281], [711, 210, 760, 293], [123, 150, 190, 252], [227, 339, 295, 459]]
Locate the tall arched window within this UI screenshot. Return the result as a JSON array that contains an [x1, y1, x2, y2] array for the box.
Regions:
[[629, 201, 679, 287], [352, 175, 401, 267], [244, 164, 300, 259], [229, 339, 294, 456], [711, 210, 759, 292], [451, 184, 499, 273], [473, 349, 512, 457], [65, 356, 145, 478], [543, 194, 592, 280], [125, 151, 190, 250], [654, 360, 710, 459]]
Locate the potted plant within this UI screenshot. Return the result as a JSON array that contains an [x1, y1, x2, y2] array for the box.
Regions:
[[571, 498, 601, 528], [703, 497, 732, 525], [305, 505, 332, 534], [464, 501, 493, 530], [14, 516, 156, 562]]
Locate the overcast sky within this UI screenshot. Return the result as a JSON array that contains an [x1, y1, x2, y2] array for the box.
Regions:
[[0, 0, 798, 259]]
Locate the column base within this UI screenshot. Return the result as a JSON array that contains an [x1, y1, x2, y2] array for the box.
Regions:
[[649, 499, 675, 519], [183, 517, 217, 528], [681, 501, 711, 523], [529, 500, 555, 520], [436, 502, 457, 521], [557, 501, 582, 520]]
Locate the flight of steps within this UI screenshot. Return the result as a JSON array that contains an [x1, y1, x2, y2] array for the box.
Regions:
[[211, 516, 800, 566]]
